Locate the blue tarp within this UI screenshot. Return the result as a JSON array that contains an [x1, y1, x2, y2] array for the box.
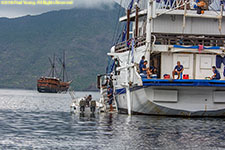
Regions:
[[142, 79, 225, 87], [173, 45, 221, 50]]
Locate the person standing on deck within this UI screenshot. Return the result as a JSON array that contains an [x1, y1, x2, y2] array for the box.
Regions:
[[107, 86, 114, 112], [210, 66, 221, 80], [172, 61, 184, 79]]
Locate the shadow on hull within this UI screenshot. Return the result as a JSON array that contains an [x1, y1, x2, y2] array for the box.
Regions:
[[37, 87, 58, 93], [118, 107, 225, 118]]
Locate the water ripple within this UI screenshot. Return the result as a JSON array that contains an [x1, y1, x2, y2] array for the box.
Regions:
[[0, 89, 225, 150]]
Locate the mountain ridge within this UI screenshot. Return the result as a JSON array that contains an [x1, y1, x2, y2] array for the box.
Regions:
[[0, 3, 124, 90]]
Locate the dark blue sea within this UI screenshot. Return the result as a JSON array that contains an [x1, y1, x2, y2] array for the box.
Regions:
[[0, 89, 225, 150]]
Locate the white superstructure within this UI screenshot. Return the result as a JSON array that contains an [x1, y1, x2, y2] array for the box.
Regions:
[[99, 0, 225, 116]]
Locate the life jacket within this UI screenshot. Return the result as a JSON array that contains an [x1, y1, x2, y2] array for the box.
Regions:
[[197, 1, 206, 7]]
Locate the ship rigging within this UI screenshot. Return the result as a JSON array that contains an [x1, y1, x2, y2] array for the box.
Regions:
[[37, 51, 72, 93]]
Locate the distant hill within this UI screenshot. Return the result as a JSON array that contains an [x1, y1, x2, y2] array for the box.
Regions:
[[0, 3, 124, 91]]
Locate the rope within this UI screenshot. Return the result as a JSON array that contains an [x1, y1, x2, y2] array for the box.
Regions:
[[107, 0, 124, 74], [106, 56, 113, 74], [113, 0, 136, 45], [115, 31, 123, 44], [112, 0, 123, 45]]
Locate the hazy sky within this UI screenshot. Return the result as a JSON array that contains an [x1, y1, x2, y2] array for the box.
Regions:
[[0, 0, 129, 18]]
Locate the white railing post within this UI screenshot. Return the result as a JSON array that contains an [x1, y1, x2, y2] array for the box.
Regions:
[[219, 2, 224, 33], [146, 0, 154, 65], [146, 0, 152, 51], [125, 67, 132, 115]]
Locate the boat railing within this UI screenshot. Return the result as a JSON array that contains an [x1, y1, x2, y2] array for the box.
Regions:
[[152, 33, 225, 46], [115, 33, 225, 53], [155, 0, 218, 11], [156, 0, 187, 10], [115, 36, 146, 53]]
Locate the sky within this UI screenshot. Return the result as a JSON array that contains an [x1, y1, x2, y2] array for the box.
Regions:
[[0, 0, 129, 18]]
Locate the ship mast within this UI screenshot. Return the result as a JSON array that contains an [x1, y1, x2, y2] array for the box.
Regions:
[[53, 54, 55, 77], [62, 50, 65, 82], [48, 53, 56, 78], [57, 50, 67, 82]]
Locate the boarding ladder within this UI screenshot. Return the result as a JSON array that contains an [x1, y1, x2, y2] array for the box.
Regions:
[[99, 85, 118, 113]]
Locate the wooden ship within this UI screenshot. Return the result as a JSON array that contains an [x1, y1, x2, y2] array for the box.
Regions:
[[37, 52, 71, 93]]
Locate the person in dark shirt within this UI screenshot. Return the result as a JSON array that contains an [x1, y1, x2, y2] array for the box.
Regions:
[[172, 61, 184, 79], [140, 60, 151, 79], [85, 95, 92, 107], [211, 66, 221, 80], [103, 76, 113, 88], [196, 0, 206, 14], [107, 87, 114, 111], [150, 66, 157, 74], [139, 56, 145, 72]]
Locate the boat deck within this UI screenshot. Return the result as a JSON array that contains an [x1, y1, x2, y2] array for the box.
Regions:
[[142, 78, 225, 87]]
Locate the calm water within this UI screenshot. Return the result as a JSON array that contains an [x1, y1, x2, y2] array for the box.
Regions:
[[0, 89, 225, 150]]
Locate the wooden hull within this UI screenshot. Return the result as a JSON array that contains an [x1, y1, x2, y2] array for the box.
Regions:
[[37, 77, 70, 93], [37, 87, 59, 93]]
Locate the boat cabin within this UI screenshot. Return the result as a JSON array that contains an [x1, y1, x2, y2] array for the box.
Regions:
[[110, 0, 225, 83], [102, 0, 225, 117], [150, 46, 225, 80]]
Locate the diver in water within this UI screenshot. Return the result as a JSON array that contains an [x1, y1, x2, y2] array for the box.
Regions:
[[85, 95, 92, 107]]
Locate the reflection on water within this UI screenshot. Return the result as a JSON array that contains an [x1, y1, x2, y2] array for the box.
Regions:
[[0, 89, 224, 150]]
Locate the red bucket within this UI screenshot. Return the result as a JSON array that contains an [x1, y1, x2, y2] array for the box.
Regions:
[[183, 74, 189, 79], [164, 74, 170, 79]]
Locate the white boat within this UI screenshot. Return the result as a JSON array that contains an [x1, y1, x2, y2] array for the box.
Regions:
[[70, 97, 105, 114], [98, 0, 225, 117]]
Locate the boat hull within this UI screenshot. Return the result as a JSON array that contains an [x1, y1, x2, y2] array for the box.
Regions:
[[37, 86, 69, 93], [37, 77, 70, 93], [37, 87, 59, 93], [116, 86, 225, 117]]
